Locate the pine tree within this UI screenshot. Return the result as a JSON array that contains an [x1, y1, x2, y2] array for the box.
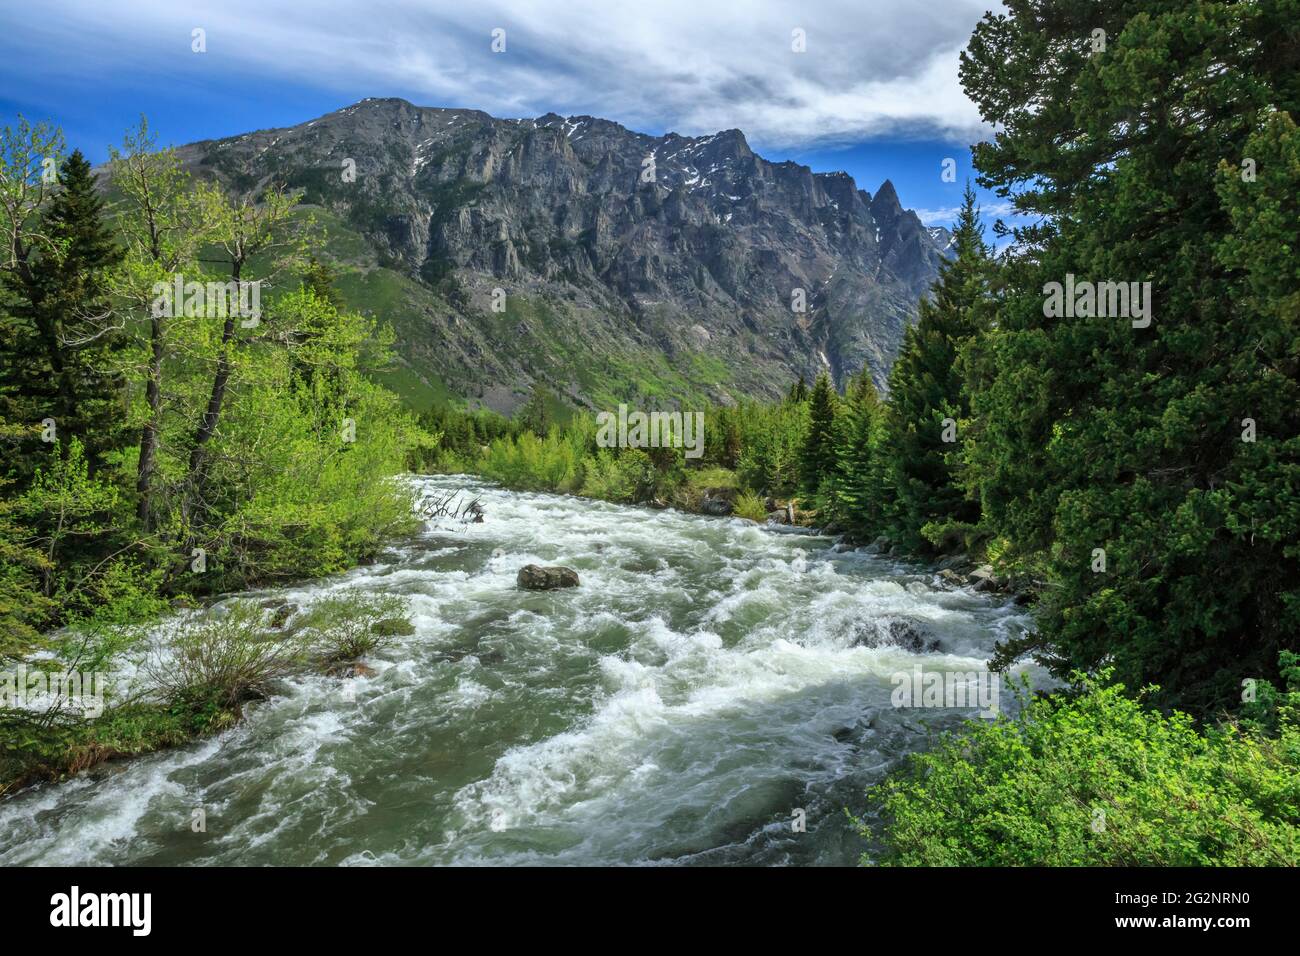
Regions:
[[787, 375, 809, 403], [518, 384, 553, 436], [0, 149, 123, 479], [879, 184, 990, 552], [831, 370, 887, 536], [960, 0, 1299, 712], [799, 371, 838, 495]]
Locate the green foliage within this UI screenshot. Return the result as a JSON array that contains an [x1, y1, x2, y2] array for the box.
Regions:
[[864, 670, 1300, 866], [0, 116, 426, 793], [580, 448, 657, 503], [734, 398, 808, 498], [827, 370, 888, 537], [297, 590, 411, 663], [516, 383, 557, 436], [733, 491, 768, 522], [799, 371, 838, 496], [144, 601, 313, 710], [956, 0, 1300, 712], [0, 144, 125, 483], [477, 428, 586, 493], [876, 185, 990, 553]]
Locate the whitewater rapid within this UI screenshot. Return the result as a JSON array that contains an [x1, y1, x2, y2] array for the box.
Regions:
[[0, 476, 1035, 866]]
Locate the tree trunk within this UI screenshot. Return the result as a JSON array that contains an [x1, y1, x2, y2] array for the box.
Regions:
[[135, 313, 164, 527], [183, 265, 242, 529]]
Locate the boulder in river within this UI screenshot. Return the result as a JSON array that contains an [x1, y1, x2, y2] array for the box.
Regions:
[[969, 565, 1003, 592], [849, 617, 941, 653], [517, 564, 580, 590], [699, 496, 733, 516]]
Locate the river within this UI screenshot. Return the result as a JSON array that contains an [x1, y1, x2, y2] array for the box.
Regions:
[[0, 475, 1034, 866]]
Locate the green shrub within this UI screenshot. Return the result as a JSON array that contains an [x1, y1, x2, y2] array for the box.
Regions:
[[861, 671, 1300, 866], [580, 448, 656, 503], [733, 491, 768, 522], [297, 590, 411, 663], [145, 601, 312, 709]]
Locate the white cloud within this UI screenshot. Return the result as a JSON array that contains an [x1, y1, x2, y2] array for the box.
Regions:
[[18, 0, 995, 148], [914, 200, 1019, 226]]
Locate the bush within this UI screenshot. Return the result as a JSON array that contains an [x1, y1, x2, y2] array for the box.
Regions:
[[145, 601, 312, 709], [861, 671, 1300, 866], [733, 491, 767, 522], [579, 448, 656, 503], [296, 590, 411, 663]]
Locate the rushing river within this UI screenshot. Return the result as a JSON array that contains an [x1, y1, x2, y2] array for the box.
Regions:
[[0, 476, 1035, 866]]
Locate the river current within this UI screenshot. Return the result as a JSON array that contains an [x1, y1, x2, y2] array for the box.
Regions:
[[0, 475, 1034, 866]]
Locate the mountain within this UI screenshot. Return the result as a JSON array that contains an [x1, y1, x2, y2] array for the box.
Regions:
[[177, 97, 952, 413]]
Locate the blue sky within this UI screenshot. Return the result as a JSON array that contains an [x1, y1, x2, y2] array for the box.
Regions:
[[0, 0, 1019, 233]]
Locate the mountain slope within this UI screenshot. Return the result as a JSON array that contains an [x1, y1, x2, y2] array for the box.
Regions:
[[178, 97, 951, 412]]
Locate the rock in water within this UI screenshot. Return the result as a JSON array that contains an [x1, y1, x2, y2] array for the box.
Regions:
[[517, 564, 580, 590], [849, 616, 941, 653]]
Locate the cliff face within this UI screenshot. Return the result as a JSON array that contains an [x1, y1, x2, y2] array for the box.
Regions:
[[179, 97, 951, 411]]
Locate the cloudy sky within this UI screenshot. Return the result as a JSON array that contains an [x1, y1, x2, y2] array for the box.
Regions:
[[0, 0, 1015, 229]]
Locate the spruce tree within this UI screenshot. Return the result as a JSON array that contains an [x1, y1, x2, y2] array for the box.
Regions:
[[831, 370, 887, 537], [799, 371, 838, 495], [879, 184, 990, 552], [0, 148, 123, 478], [960, 0, 1299, 712]]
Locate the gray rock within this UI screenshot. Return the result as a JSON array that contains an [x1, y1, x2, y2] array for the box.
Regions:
[[699, 496, 733, 516], [969, 565, 1002, 592], [517, 564, 580, 590], [849, 617, 941, 653], [938, 568, 965, 587]]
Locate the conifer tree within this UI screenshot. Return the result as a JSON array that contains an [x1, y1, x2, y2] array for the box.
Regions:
[[831, 370, 887, 536], [1, 147, 123, 479], [879, 184, 990, 552], [799, 371, 838, 495], [960, 0, 1299, 712]]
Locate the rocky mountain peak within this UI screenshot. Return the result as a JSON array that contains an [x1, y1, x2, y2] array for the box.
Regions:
[[177, 98, 953, 411]]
